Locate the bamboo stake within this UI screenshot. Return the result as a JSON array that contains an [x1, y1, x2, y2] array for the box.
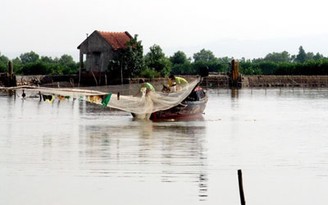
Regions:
[[238, 169, 246, 205]]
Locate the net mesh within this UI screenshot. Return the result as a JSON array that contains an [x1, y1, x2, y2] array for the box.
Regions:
[[1, 77, 200, 118]]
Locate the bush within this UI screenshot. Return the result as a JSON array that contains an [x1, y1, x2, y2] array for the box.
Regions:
[[21, 62, 49, 75], [140, 68, 160, 79]]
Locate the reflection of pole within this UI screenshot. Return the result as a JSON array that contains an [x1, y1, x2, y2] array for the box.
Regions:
[[238, 169, 246, 205], [198, 135, 208, 201], [231, 88, 239, 98], [198, 173, 208, 201]]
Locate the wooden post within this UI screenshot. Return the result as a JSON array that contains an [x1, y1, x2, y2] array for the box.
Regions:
[[230, 59, 241, 88], [78, 51, 84, 87], [238, 169, 246, 205], [8, 61, 13, 76], [6, 61, 16, 87]]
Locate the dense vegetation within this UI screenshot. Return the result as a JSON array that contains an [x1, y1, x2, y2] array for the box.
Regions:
[[1, 44, 327, 77], [238, 47, 328, 75], [0, 51, 78, 75]]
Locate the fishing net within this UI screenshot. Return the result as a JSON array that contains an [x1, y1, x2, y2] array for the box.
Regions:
[[1, 77, 201, 119]]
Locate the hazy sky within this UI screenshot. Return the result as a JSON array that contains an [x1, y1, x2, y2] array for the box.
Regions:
[[1, 0, 328, 61]]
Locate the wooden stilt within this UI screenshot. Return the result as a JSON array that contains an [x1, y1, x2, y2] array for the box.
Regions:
[[238, 169, 246, 205]]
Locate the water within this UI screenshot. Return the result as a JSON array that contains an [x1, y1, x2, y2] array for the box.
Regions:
[[1, 88, 328, 205]]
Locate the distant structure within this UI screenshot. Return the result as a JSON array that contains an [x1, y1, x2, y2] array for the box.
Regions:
[[229, 59, 241, 88], [77, 30, 132, 85], [0, 61, 17, 87]]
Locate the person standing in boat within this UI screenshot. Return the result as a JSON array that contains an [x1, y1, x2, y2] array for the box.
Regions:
[[168, 74, 188, 92], [133, 78, 156, 120], [135, 78, 155, 97]]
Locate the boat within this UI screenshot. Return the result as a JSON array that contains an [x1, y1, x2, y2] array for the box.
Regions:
[[1, 77, 207, 121], [150, 85, 208, 121]]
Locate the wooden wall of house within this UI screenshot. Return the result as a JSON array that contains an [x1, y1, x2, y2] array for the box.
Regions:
[[79, 33, 115, 72]]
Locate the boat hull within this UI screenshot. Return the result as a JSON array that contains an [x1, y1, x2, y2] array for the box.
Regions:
[[150, 87, 208, 121]]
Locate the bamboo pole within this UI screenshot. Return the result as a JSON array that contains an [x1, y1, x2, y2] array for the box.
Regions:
[[238, 169, 246, 205]]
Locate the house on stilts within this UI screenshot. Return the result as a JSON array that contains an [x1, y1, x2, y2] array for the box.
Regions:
[[77, 30, 133, 85]]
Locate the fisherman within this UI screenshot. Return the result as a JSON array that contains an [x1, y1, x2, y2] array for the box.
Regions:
[[133, 79, 156, 120], [135, 79, 155, 96], [168, 74, 188, 92]]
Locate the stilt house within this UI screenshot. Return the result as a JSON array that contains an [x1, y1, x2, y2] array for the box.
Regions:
[[77, 30, 132, 85]]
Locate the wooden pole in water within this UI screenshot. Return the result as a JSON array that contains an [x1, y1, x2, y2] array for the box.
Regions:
[[238, 169, 246, 205], [230, 59, 241, 88], [7, 61, 17, 87], [8, 61, 13, 76]]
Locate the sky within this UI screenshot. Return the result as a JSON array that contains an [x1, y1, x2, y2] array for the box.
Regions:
[[1, 0, 328, 61]]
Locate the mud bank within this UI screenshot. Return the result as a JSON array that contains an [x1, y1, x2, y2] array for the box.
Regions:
[[201, 75, 328, 88]]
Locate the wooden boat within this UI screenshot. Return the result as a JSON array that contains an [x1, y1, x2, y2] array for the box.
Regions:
[[150, 86, 207, 121], [1, 78, 207, 121]]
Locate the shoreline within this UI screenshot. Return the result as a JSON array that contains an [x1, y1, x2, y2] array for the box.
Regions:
[[2, 74, 328, 88], [202, 75, 328, 88]]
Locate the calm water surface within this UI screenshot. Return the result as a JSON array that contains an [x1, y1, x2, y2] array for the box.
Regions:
[[1, 88, 328, 205]]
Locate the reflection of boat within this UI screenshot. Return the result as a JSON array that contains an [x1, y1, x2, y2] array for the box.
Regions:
[[150, 86, 208, 121]]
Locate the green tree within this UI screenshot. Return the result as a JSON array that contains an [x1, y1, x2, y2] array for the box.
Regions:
[[274, 62, 296, 75], [108, 34, 144, 81], [19, 51, 44, 75], [193, 49, 216, 63], [192, 49, 226, 74], [144, 44, 171, 77], [21, 61, 48, 75], [40, 56, 54, 64], [170, 51, 190, 65], [264, 51, 291, 62], [123, 34, 144, 77], [140, 67, 159, 78], [57, 54, 78, 74], [0, 53, 10, 72], [240, 60, 262, 75], [295, 46, 306, 63], [170, 51, 192, 75], [17, 51, 78, 75], [170, 63, 193, 75], [259, 61, 278, 74], [217, 57, 233, 73], [12, 57, 23, 74], [313, 52, 324, 61], [306, 52, 314, 61], [20, 51, 39, 64]]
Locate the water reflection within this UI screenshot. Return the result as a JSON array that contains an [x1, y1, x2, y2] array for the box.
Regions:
[[78, 120, 208, 200], [231, 88, 239, 98], [2, 88, 328, 205]]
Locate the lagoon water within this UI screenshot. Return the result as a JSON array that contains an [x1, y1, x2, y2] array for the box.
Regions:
[[1, 88, 328, 205]]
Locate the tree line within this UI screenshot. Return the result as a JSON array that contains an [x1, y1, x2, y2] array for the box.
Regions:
[[0, 52, 79, 75], [1, 41, 327, 77], [239, 46, 328, 75]]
